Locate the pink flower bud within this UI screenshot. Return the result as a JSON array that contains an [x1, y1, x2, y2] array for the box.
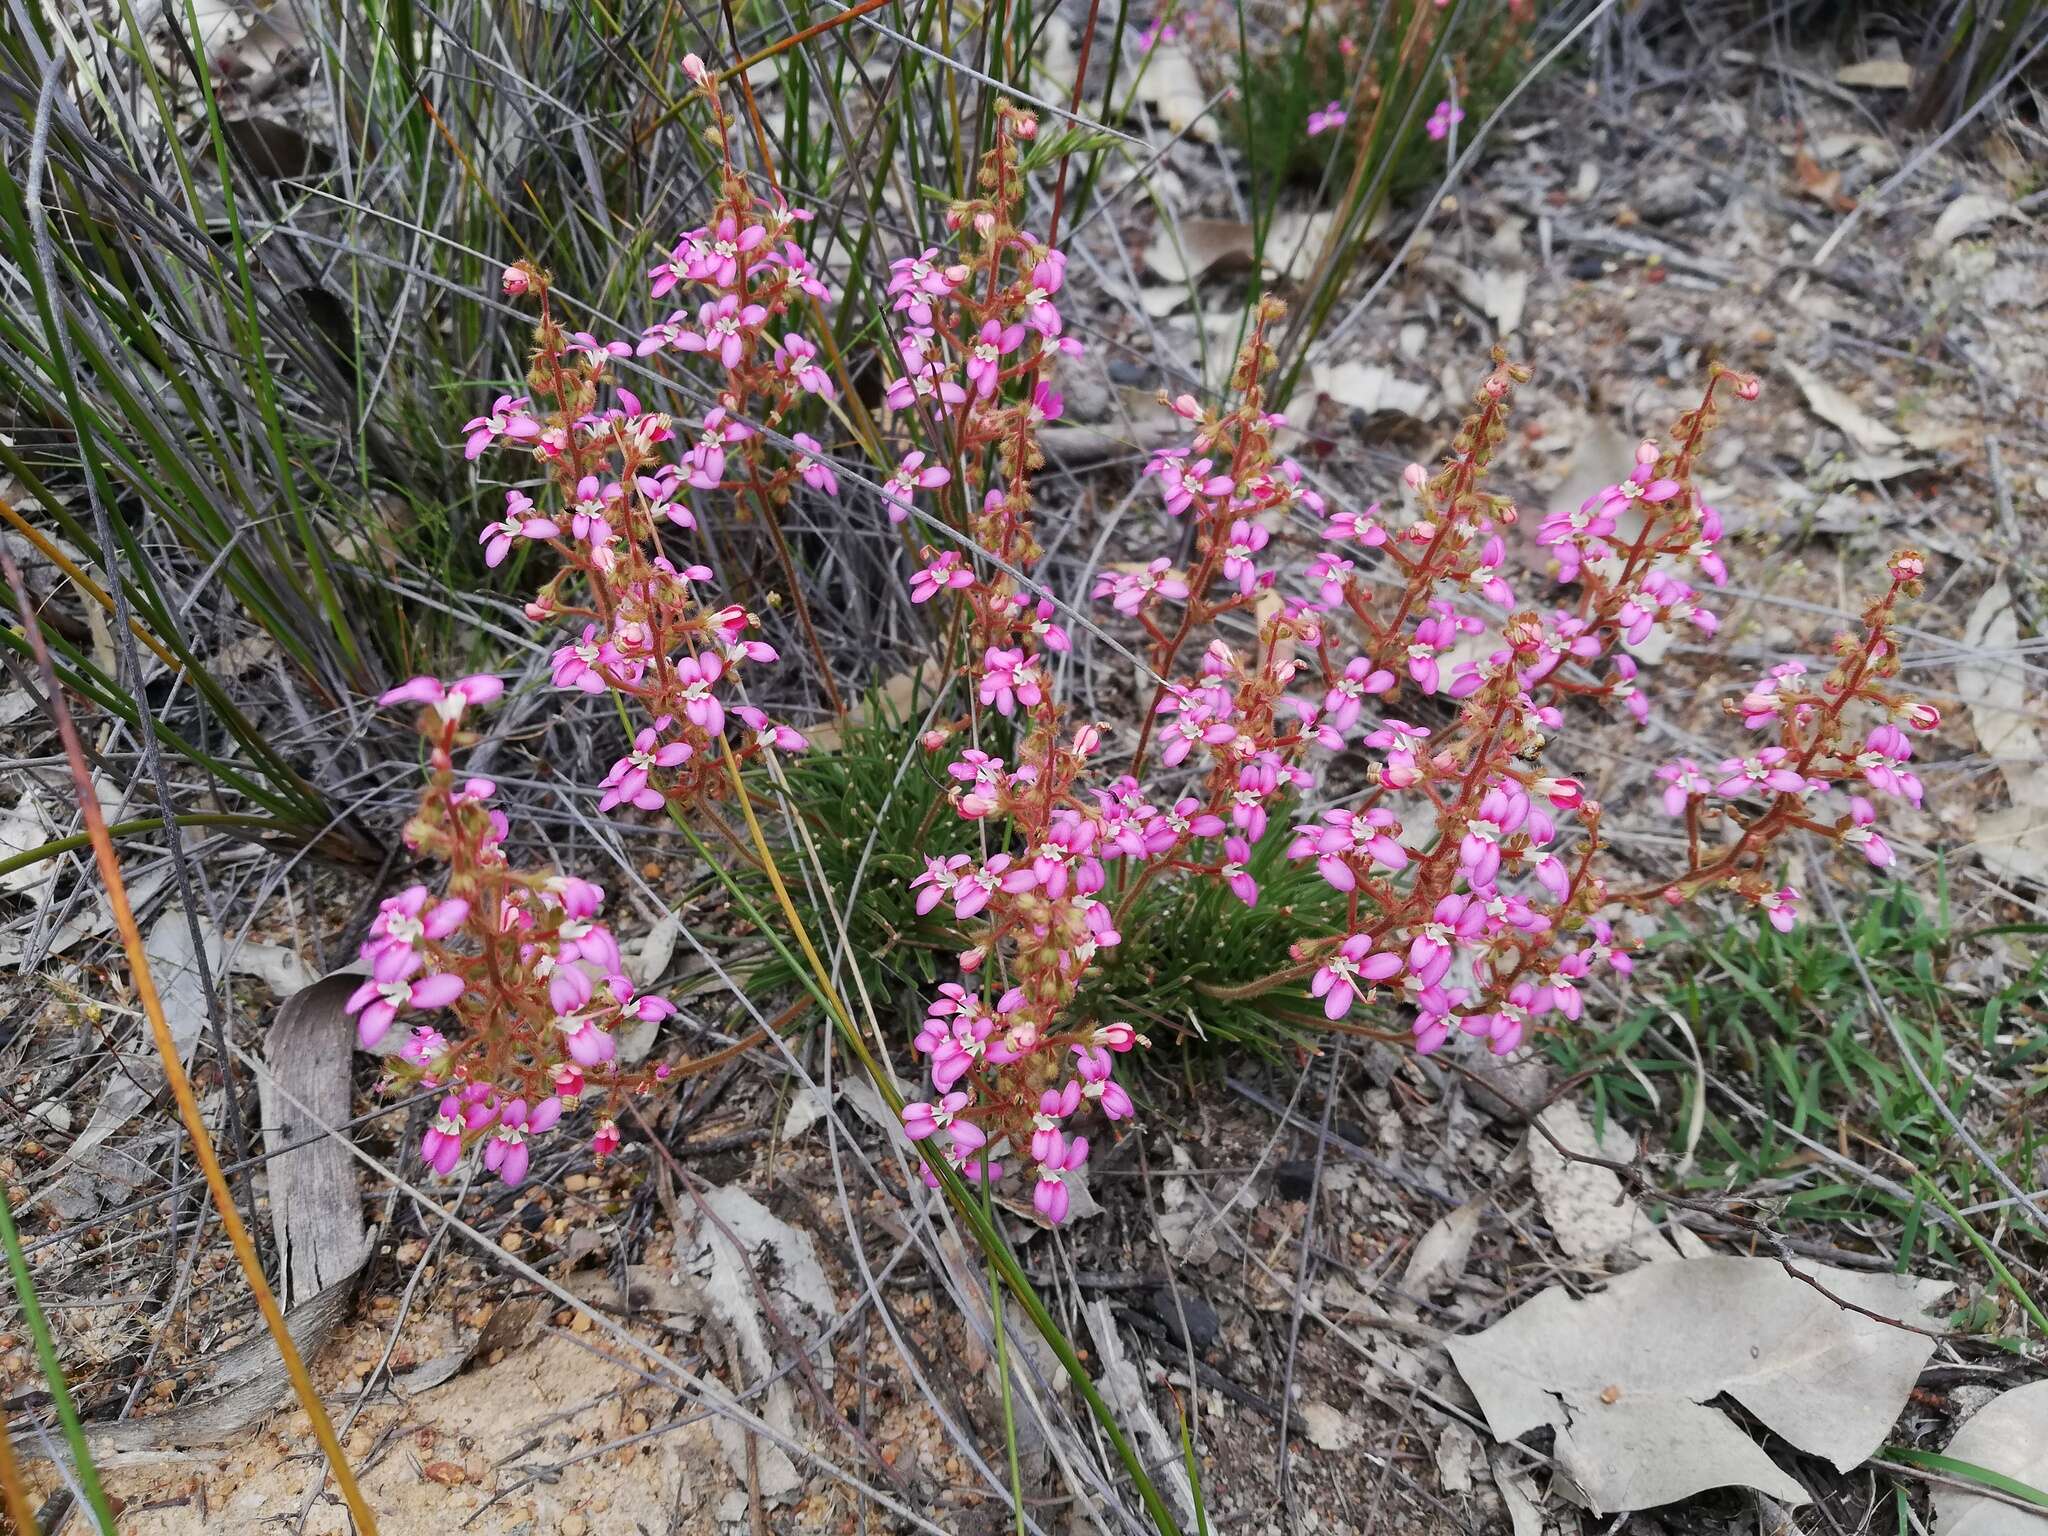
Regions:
[[1402, 463, 1427, 490], [501, 264, 530, 297], [1636, 439, 1659, 465]]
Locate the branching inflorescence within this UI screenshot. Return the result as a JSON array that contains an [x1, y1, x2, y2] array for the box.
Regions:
[[363, 70, 1936, 1216]]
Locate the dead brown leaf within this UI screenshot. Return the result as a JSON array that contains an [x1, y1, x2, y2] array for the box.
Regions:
[[1791, 151, 1854, 214]]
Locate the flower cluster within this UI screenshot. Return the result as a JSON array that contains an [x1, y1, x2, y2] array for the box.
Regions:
[[357, 675, 677, 1184], [366, 54, 840, 1178], [889, 246, 1936, 1207], [379, 65, 1939, 1221]]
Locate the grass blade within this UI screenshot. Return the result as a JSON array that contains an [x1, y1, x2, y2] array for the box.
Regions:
[[1, 550, 383, 1536], [0, 1182, 106, 1533]]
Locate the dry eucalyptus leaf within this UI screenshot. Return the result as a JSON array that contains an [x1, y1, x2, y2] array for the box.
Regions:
[[1935, 1380, 2048, 1536], [1300, 1400, 1362, 1451], [49, 911, 216, 1178], [1927, 194, 2026, 252], [1958, 582, 2047, 800], [1135, 44, 1216, 141], [1784, 362, 1905, 456], [1425, 257, 1528, 338], [1086, 1300, 1201, 1526], [688, 1184, 838, 1503], [1143, 218, 1259, 285], [1402, 1200, 1483, 1294], [0, 787, 54, 897], [1310, 361, 1435, 420], [1836, 57, 1914, 89], [1528, 1102, 1676, 1264], [1448, 1257, 1949, 1514]]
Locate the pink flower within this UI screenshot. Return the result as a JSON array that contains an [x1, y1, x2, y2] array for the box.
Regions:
[[421, 1097, 465, 1176], [480, 490, 560, 568], [1760, 886, 1800, 935], [1310, 934, 1403, 1020], [882, 452, 951, 524], [910, 549, 976, 603], [598, 723, 691, 813], [1094, 558, 1189, 615], [1033, 1135, 1089, 1224], [978, 647, 1044, 717], [379, 673, 504, 722], [1425, 99, 1465, 142], [1221, 519, 1270, 594], [733, 706, 807, 752], [673, 651, 726, 734], [774, 332, 835, 398], [790, 432, 839, 496], [1713, 747, 1808, 799], [1841, 795, 1894, 867], [1307, 101, 1348, 136], [1220, 837, 1259, 906], [461, 395, 541, 460], [346, 970, 465, 1050], [964, 319, 1026, 398], [1656, 759, 1711, 816]]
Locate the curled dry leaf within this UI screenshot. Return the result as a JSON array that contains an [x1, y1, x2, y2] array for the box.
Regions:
[[1959, 581, 2048, 884], [1926, 194, 2026, 252], [1935, 1380, 2048, 1536], [1783, 361, 1905, 456]]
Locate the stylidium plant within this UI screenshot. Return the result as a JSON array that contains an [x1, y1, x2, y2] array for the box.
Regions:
[[364, 69, 1937, 1219], [364, 54, 827, 1185]]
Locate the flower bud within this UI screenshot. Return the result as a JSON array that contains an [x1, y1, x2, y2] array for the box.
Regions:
[[1636, 439, 1658, 466], [1402, 463, 1427, 490], [501, 263, 531, 297]]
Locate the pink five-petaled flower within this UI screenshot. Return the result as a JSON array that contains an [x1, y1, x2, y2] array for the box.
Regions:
[[1221, 519, 1270, 594], [379, 673, 504, 723], [480, 490, 560, 568], [461, 395, 541, 460], [733, 706, 807, 753], [1094, 558, 1190, 615], [598, 723, 691, 813], [790, 432, 839, 496], [1324, 655, 1396, 730], [1033, 1134, 1089, 1224], [673, 651, 726, 734], [882, 452, 951, 524], [965, 319, 1026, 399], [1307, 101, 1348, 136], [1311, 934, 1404, 1020], [1714, 746, 1807, 799], [1425, 98, 1465, 142], [978, 647, 1044, 717], [1841, 795, 1894, 867], [420, 1096, 466, 1176], [910, 549, 976, 604], [911, 853, 972, 915], [1760, 885, 1801, 934], [1655, 758, 1712, 816], [774, 333, 836, 398], [1220, 837, 1258, 906], [481, 1097, 563, 1187], [347, 970, 465, 1050]]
